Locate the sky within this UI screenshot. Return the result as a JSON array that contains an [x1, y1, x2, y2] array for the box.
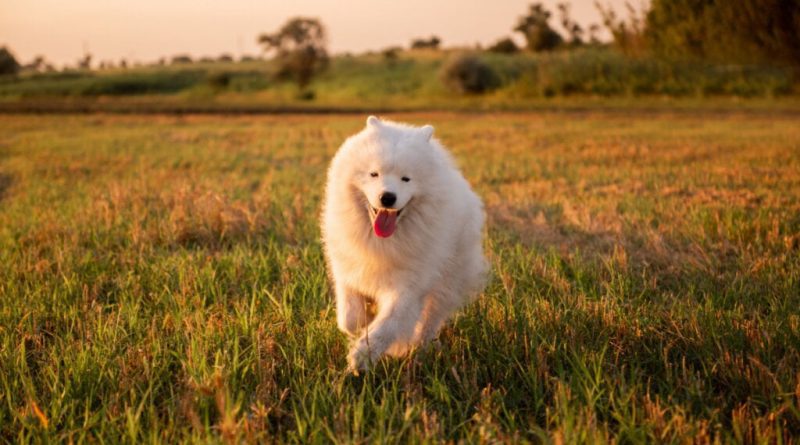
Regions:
[[1, 0, 644, 67]]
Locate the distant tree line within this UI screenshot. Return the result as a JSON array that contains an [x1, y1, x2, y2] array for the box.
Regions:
[[482, 1, 800, 67], [485, 2, 599, 54], [2, 0, 797, 98]]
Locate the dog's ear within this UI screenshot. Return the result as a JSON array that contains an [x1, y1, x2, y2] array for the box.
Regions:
[[366, 115, 381, 128], [420, 125, 434, 141]]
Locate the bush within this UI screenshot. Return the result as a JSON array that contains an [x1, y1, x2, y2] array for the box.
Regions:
[[295, 89, 316, 101], [206, 72, 231, 90], [410, 36, 441, 50], [382, 47, 401, 64], [440, 54, 501, 94], [488, 38, 519, 54], [171, 55, 193, 65]]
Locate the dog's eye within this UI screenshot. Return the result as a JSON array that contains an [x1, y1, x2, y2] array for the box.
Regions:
[[401, 176, 410, 182], [370, 172, 379, 178]]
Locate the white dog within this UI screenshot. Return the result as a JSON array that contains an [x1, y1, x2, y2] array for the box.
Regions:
[[321, 116, 488, 371]]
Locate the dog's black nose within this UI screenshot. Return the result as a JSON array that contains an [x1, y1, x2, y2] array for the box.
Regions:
[[380, 192, 397, 208]]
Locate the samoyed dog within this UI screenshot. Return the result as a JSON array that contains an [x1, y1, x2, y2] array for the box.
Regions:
[[322, 116, 488, 371]]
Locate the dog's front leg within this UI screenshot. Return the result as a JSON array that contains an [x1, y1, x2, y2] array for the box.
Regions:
[[347, 291, 423, 372], [336, 283, 372, 337]]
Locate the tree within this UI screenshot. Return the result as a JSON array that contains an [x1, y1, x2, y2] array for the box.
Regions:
[[587, 24, 602, 45], [77, 53, 92, 70], [514, 3, 563, 52], [258, 17, 329, 88], [24, 55, 46, 72], [0, 46, 21, 76], [557, 3, 584, 46]]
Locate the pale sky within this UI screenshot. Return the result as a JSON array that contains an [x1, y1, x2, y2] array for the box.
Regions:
[[1, 0, 643, 67]]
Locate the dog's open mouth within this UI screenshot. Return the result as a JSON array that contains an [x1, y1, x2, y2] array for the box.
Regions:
[[368, 205, 403, 238]]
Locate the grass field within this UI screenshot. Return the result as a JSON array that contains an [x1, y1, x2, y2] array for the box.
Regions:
[[1, 111, 799, 443], [1, 49, 797, 114]]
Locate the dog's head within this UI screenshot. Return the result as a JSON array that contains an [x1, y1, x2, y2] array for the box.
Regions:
[[342, 116, 438, 238]]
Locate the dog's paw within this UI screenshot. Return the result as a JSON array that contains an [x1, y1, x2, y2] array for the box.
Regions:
[[347, 344, 369, 373], [347, 339, 381, 373]]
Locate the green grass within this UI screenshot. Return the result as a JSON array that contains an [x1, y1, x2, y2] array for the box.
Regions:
[[1, 112, 799, 443], [0, 48, 797, 114]]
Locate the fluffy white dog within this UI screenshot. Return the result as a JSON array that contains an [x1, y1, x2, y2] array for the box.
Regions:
[[321, 116, 488, 371]]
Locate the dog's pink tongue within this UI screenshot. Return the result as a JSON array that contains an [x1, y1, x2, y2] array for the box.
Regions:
[[374, 210, 397, 238]]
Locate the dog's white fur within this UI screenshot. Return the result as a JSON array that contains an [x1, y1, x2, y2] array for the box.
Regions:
[[321, 116, 488, 371]]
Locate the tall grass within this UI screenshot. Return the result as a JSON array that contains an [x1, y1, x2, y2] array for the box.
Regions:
[[504, 48, 796, 98], [1, 112, 798, 442]]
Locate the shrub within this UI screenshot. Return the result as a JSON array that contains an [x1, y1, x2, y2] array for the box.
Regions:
[[206, 72, 231, 90], [410, 36, 441, 50], [382, 47, 402, 63], [171, 55, 193, 65], [440, 54, 501, 94], [488, 38, 519, 54]]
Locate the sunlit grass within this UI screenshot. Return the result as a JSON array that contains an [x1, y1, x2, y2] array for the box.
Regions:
[[1, 49, 797, 114], [1, 112, 798, 442]]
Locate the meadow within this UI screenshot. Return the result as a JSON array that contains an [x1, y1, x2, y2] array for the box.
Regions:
[[1, 49, 797, 114], [1, 111, 799, 443]]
